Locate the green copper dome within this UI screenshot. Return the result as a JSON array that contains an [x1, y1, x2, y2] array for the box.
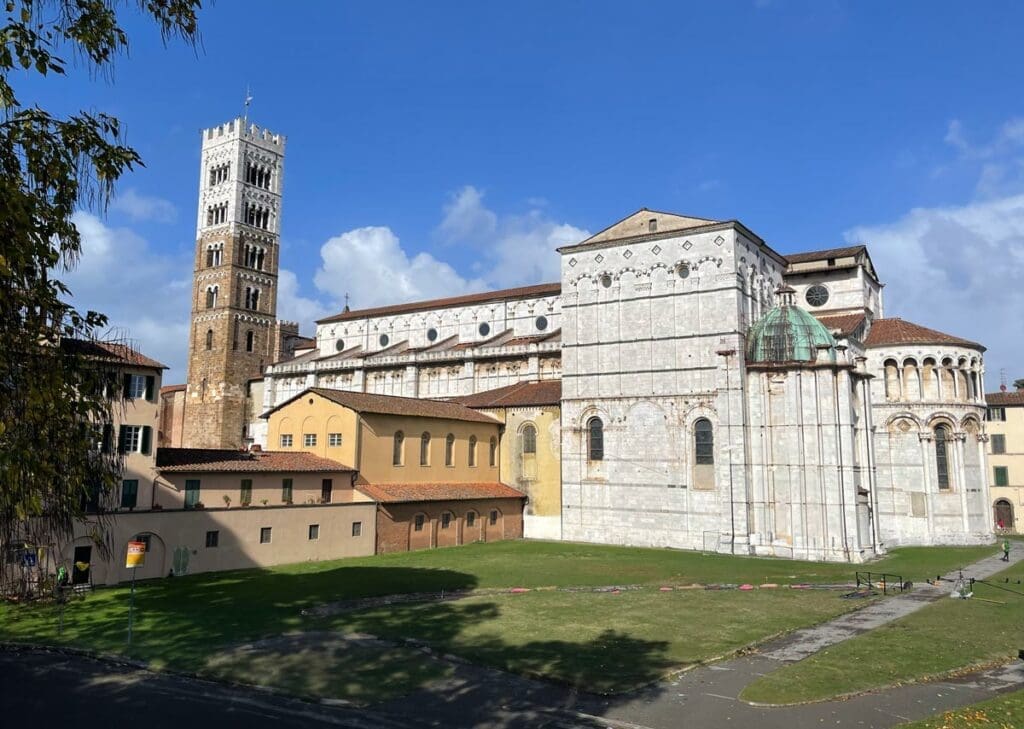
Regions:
[[747, 290, 837, 364]]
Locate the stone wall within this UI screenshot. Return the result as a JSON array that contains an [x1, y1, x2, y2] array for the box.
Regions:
[[374, 497, 524, 553]]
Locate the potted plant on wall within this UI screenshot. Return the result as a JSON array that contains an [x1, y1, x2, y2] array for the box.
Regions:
[[260, 498, 268, 506], [223, 494, 232, 508]]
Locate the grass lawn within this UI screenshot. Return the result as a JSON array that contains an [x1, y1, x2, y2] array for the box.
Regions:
[[315, 587, 863, 693], [740, 557, 1024, 705], [895, 688, 1024, 728], [0, 540, 1002, 701]]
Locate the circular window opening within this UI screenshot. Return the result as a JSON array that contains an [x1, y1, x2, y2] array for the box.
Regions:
[[535, 315, 548, 331], [677, 263, 690, 279], [426, 327, 438, 342], [379, 334, 390, 347], [805, 285, 830, 308], [335, 339, 345, 352], [600, 274, 613, 288], [479, 322, 491, 337]]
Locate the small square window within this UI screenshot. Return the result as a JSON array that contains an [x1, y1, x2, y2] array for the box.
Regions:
[[127, 374, 147, 399], [205, 530, 219, 548], [994, 466, 1009, 487], [308, 524, 319, 541], [329, 433, 343, 447], [260, 527, 272, 544], [351, 521, 362, 537], [992, 434, 1006, 455], [304, 433, 317, 447], [414, 514, 425, 532], [280, 434, 293, 448]]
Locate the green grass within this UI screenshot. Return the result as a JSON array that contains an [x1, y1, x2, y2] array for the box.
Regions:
[[0, 540, 1001, 700], [205, 634, 453, 706], [895, 688, 1024, 728], [316, 587, 863, 693], [741, 557, 1024, 705]]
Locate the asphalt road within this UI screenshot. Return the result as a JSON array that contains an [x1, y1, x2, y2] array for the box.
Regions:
[[0, 648, 418, 729]]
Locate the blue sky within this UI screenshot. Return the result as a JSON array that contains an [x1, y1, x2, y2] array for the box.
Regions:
[[20, 1, 1024, 384]]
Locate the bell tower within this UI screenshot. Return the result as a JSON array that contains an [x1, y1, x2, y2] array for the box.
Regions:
[[183, 117, 286, 448]]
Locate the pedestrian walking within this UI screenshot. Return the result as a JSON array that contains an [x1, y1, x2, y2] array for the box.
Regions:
[[1002, 538, 1011, 562]]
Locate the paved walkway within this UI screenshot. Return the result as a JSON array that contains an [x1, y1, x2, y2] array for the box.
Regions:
[[372, 548, 1024, 728]]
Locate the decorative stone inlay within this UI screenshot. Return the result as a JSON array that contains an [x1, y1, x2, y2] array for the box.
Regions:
[[682, 240, 693, 251], [623, 250, 633, 259], [595, 253, 605, 263], [569, 257, 577, 267], [651, 244, 662, 255], [714, 235, 725, 246]]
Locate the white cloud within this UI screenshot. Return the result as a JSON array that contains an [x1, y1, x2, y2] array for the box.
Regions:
[[65, 212, 191, 382], [313, 226, 488, 311], [277, 268, 333, 325], [845, 194, 1024, 387], [436, 186, 589, 287], [110, 188, 177, 223]]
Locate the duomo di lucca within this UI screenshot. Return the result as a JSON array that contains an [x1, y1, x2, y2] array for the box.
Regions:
[[163, 116, 994, 565]]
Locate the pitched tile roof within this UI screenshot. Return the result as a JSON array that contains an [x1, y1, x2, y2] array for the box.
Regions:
[[160, 384, 187, 395], [863, 318, 984, 351], [156, 448, 354, 473], [60, 338, 167, 369], [357, 481, 526, 503], [986, 390, 1024, 406], [264, 387, 501, 424], [785, 245, 867, 264], [452, 380, 562, 408], [815, 313, 867, 339], [317, 282, 562, 324]]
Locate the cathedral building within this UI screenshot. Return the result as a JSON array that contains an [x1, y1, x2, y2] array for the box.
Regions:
[[175, 118, 993, 562]]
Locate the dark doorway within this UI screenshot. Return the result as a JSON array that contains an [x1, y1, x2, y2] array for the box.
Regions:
[[71, 545, 91, 585], [995, 499, 1014, 530], [321, 479, 333, 504]]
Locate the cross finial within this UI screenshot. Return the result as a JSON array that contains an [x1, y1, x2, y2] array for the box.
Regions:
[[243, 86, 253, 123], [343, 292, 351, 313]]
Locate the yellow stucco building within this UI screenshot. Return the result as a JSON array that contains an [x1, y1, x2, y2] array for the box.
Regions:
[[987, 388, 1024, 532]]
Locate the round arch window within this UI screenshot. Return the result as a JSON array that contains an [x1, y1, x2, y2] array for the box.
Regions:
[[479, 322, 490, 337], [677, 263, 690, 279], [335, 339, 345, 352], [600, 274, 613, 288], [379, 334, 390, 347], [535, 315, 548, 331], [426, 327, 438, 342], [805, 285, 829, 307]]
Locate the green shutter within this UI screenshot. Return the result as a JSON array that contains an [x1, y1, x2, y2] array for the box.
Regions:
[[141, 426, 152, 455], [120, 480, 138, 509], [240, 479, 252, 504], [118, 425, 128, 453], [122, 374, 132, 398], [145, 375, 156, 402], [994, 467, 1009, 487], [185, 479, 200, 508]]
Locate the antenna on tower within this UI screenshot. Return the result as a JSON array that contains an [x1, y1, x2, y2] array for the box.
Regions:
[[243, 86, 253, 123]]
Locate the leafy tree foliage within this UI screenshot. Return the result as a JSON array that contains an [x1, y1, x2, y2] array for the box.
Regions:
[[0, 1, 201, 588]]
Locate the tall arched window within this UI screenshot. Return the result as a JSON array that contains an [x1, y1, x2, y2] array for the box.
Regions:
[[420, 432, 431, 466], [205, 286, 218, 309], [245, 330, 254, 352], [393, 431, 405, 466], [489, 436, 498, 467], [205, 329, 213, 350], [521, 424, 537, 454], [694, 418, 714, 465], [934, 424, 951, 490], [884, 358, 900, 401], [468, 435, 477, 467], [587, 417, 604, 461], [445, 433, 455, 466]]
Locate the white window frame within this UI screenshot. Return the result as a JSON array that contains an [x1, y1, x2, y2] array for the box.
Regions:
[[123, 425, 142, 453], [280, 434, 293, 448], [127, 375, 147, 399], [304, 433, 317, 447], [329, 433, 342, 447]]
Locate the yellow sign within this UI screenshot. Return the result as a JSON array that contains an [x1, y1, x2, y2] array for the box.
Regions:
[[125, 541, 146, 569]]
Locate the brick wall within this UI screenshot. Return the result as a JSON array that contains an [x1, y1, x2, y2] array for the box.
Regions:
[[375, 498, 524, 553]]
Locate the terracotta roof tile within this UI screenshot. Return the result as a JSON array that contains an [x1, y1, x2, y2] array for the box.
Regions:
[[452, 380, 562, 408], [317, 282, 561, 324], [264, 387, 501, 424], [986, 391, 1024, 406], [864, 318, 984, 351], [785, 245, 867, 264], [160, 384, 187, 395], [357, 481, 526, 503], [157, 448, 354, 473], [815, 313, 867, 339], [60, 338, 167, 369]]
